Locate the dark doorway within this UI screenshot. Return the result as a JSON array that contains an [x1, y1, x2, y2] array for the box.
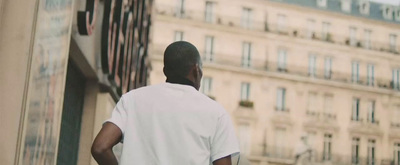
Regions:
[[56, 60, 86, 165]]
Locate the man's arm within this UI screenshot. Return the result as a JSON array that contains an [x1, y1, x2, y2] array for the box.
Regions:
[[91, 122, 122, 165], [213, 155, 231, 165]]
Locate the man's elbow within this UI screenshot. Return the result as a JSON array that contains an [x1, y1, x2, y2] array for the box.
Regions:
[[91, 143, 109, 158]]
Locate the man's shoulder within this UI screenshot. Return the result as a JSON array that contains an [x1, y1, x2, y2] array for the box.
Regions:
[[122, 84, 163, 98]]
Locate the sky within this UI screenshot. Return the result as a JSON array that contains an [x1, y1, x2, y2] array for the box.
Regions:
[[370, 0, 400, 5]]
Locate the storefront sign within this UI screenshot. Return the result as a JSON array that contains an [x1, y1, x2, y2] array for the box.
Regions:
[[101, 0, 152, 95], [77, 0, 98, 35]]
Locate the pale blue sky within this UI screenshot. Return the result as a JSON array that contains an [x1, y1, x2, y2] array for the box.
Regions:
[[370, 0, 400, 5]]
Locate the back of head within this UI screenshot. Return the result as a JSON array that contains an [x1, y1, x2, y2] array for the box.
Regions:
[[163, 41, 201, 78]]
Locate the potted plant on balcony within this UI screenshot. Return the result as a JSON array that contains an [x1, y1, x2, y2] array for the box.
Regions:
[[239, 100, 254, 108]]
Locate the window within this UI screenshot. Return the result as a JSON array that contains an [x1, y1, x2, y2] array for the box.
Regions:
[[323, 134, 332, 161], [241, 8, 252, 29], [394, 143, 400, 165], [322, 22, 330, 40], [307, 19, 316, 39], [205, 1, 215, 23], [174, 31, 184, 41], [309, 54, 317, 77], [367, 64, 374, 86], [367, 100, 375, 123], [350, 27, 357, 46], [238, 124, 251, 154], [176, 0, 185, 18], [390, 34, 397, 52], [341, 0, 351, 12], [200, 77, 212, 95], [204, 36, 214, 62], [317, 0, 327, 8], [275, 128, 287, 157], [324, 57, 332, 79], [308, 92, 318, 114], [352, 61, 360, 83], [367, 139, 376, 165], [324, 94, 333, 117], [242, 42, 252, 68], [241, 82, 250, 101], [364, 30, 372, 49], [278, 49, 287, 71], [276, 88, 286, 111], [383, 6, 393, 20], [352, 98, 360, 121], [352, 137, 360, 165], [393, 69, 400, 90], [359, 1, 370, 15], [277, 14, 286, 33]]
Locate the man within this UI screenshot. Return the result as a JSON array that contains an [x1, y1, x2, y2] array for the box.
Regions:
[[91, 41, 240, 165]]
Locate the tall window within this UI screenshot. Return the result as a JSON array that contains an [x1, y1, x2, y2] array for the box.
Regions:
[[352, 137, 360, 165], [324, 57, 332, 79], [393, 69, 400, 90], [367, 139, 376, 165], [276, 88, 286, 111], [242, 42, 252, 68], [241, 8, 252, 29], [324, 94, 333, 116], [275, 128, 287, 157], [322, 22, 330, 40], [176, 0, 185, 18], [174, 31, 184, 41], [309, 54, 317, 77], [352, 61, 360, 83], [367, 100, 375, 123], [364, 30, 372, 49], [350, 27, 357, 46], [205, 1, 215, 23], [307, 19, 316, 39], [308, 92, 318, 114], [204, 36, 214, 62], [238, 124, 251, 154], [241, 82, 250, 101], [278, 49, 287, 71], [200, 77, 212, 95], [390, 34, 397, 52], [367, 64, 375, 86], [277, 14, 286, 33], [352, 98, 360, 121], [323, 134, 332, 161], [394, 143, 400, 165]]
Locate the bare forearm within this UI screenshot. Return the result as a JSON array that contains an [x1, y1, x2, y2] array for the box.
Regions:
[[92, 149, 119, 165]]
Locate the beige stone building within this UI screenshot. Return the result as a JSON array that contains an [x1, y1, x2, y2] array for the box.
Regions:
[[149, 0, 400, 164]]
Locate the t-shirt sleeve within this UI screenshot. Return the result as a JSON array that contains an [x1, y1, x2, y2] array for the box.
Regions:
[[105, 96, 127, 142], [210, 113, 240, 162]]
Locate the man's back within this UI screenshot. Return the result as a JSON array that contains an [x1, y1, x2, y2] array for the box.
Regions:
[[107, 83, 239, 165]]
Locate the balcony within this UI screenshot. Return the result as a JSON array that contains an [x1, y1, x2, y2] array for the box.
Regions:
[[151, 45, 397, 92], [233, 100, 258, 121], [251, 147, 386, 165], [155, 5, 400, 56], [304, 111, 339, 131], [349, 118, 383, 136]]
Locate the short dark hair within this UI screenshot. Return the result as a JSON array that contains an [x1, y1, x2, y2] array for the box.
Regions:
[[163, 41, 201, 77]]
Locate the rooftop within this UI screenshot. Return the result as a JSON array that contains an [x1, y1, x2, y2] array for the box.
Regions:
[[270, 0, 400, 24]]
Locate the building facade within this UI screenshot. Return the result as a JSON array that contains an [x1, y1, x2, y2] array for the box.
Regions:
[[0, 0, 152, 164], [149, 0, 400, 164]]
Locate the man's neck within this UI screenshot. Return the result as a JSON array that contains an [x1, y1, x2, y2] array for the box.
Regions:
[[166, 76, 196, 89]]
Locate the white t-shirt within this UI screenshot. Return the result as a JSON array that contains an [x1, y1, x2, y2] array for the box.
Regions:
[[106, 82, 240, 165]]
